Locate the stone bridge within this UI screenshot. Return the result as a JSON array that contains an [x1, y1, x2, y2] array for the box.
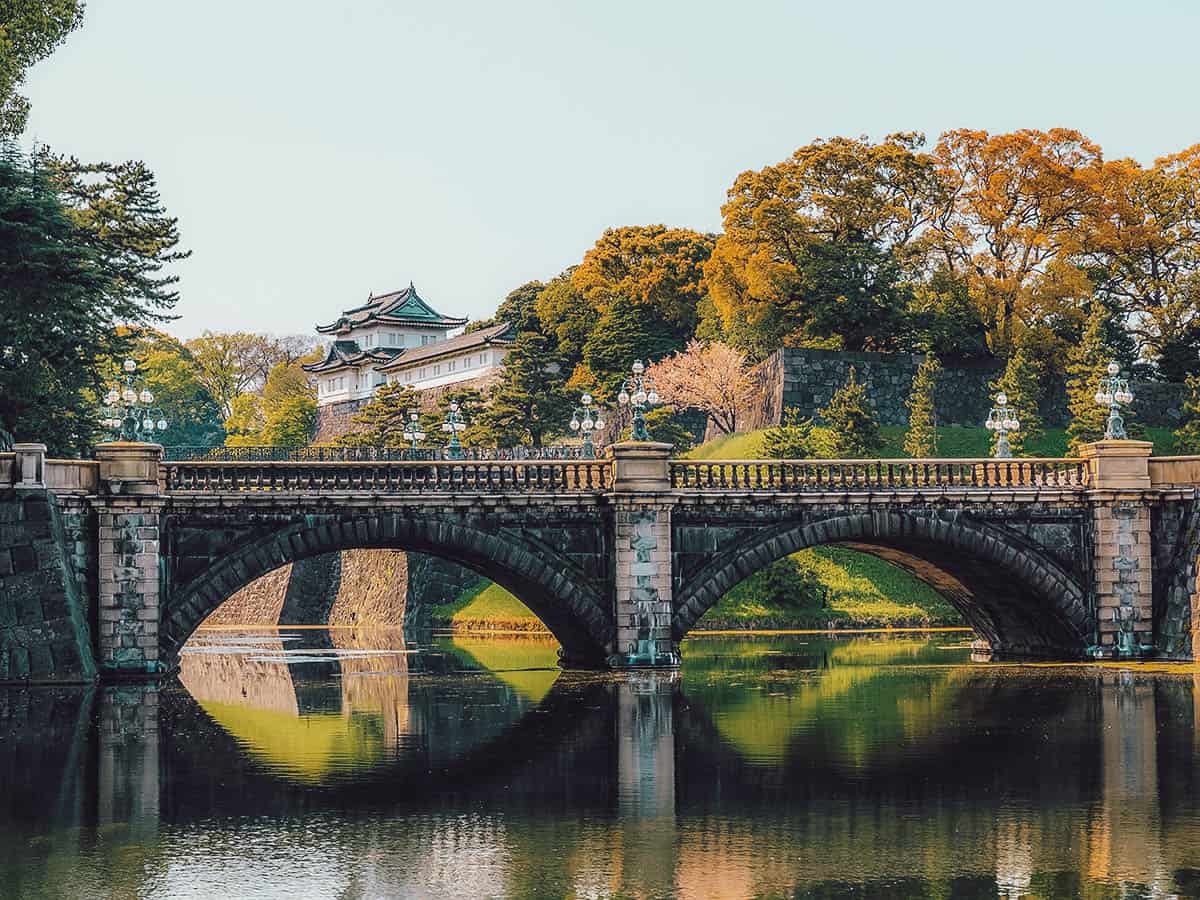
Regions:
[[2, 439, 1199, 682]]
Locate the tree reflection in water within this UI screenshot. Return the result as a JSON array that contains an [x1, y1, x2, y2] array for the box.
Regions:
[[0, 631, 1198, 899]]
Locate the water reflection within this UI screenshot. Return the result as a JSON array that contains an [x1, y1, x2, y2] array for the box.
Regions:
[[1, 631, 1199, 898]]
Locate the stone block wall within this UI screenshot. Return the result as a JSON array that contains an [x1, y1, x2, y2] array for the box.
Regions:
[[0, 490, 97, 683], [611, 503, 676, 665], [95, 499, 167, 675], [731, 347, 1189, 435], [1093, 501, 1154, 651]]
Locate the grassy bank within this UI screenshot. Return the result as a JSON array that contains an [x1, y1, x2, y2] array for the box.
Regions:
[[432, 545, 960, 633], [688, 424, 1178, 460]]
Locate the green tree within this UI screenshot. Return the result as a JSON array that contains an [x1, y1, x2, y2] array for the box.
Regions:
[[581, 295, 683, 395], [186, 331, 279, 419], [335, 382, 421, 448], [0, 149, 118, 453], [39, 151, 190, 324], [763, 410, 828, 459], [726, 556, 830, 612], [1066, 303, 1138, 453], [819, 367, 883, 458], [223, 394, 264, 446], [642, 407, 697, 451], [1174, 376, 1200, 453], [903, 355, 941, 457], [989, 343, 1045, 456], [468, 281, 544, 334], [475, 332, 572, 447], [101, 328, 224, 447], [0, 1, 84, 137], [261, 396, 316, 448]]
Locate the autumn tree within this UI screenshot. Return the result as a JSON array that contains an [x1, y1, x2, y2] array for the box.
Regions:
[[819, 368, 882, 458], [185, 331, 302, 419], [903, 355, 940, 457], [1083, 147, 1200, 380], [572, 225, 715, 339], [0, 1, 84, 137], [930, 128, 1105, 356], [644, 341, 757, 435], [705, 133, 943, 357]]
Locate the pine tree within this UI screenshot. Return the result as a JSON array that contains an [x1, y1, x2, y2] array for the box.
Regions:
[[1067, 304, 1138, 453], [475, 332, 573, 448], [336, 382, 421, 447], [989, 344, 1044, 457], [903, 355, 941, 457], [764, 410, 826, 459], [819, 367, 883, 458], [1174, 376, 1200, 453]]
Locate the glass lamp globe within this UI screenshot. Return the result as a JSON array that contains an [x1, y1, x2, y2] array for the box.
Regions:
[[1107, 361, 1120, 376], [570, 418, 581, 431], [122, 388, 137, 404], [581, 393, 592, 406], [985, 419, 996, 431], [581, 417, 594, 431], [618, 391, 630, 405], [1094, 390, 1106, 405], [631, 360, 644, 374], [442, 423, 452, 432], [449, 402, 460, 413], [141, 417, 154, 431], [1117, 389, 1133, 404], [455, 422, 466, 432], [139, 389, 153, 404], [594, 417, 605, 430], [996, 392, 1008, 406], [122, 359, 137, 373], [1002, 418, 1015, 431], [1011, 418, 1020, 431], [633, 390, 647, 405], [415, 431, 426, 441], [156, 419, 168, 431], [105, 389, 120, 405], [647, 390, 659, 404]]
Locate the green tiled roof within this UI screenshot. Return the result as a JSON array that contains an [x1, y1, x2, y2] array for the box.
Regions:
[[316, 283, 468, 335]]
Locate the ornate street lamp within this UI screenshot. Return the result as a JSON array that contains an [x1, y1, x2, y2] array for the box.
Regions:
[[984, 391, 1019, 459], [1095, 361, 1134, 440], [617, 360, 659, 442], [440, 401, 468, 460], [402, 408, 426, 454], [569, 393, 607, 459], [100, 359, 168, 442]]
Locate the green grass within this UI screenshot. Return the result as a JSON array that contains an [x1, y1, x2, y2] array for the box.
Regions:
[[431, 581, 543, 631], [696, 546, 961, 630], [690, 424, 1179, 460]]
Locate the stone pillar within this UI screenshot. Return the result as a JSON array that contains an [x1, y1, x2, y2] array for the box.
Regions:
[[609, 442, 679, 668], [93, 443, 169, 679], [1080, 441, 1155, 657], [12, 442, 46, 489]]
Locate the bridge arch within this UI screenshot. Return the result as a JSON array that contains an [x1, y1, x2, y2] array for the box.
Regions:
[[673, 511, 1091, 657], [162, 512, 613, 669]]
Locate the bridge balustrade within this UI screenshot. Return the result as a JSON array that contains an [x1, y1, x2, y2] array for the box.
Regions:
[[668, 458, 1090, 491], [162, 459, 613, 493]]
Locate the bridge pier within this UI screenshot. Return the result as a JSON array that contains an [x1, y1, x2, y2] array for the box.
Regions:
[[92, 444, 169, 680], [608, 443, 680, 669], [1081, 441, 1156, 658]]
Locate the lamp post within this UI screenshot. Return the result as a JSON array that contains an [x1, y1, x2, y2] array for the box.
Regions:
[[100, 359, 168, 442], [569, 393, 607, 459], [984, 391, 1019, 459], [402, 408, 426, 455], [440, 401, 468, 460], [617, 360, 659, 442], [1095, 361, 1134, 440]]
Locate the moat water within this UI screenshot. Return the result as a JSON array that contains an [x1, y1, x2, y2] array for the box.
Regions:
[[2, 630, 1199, 899]]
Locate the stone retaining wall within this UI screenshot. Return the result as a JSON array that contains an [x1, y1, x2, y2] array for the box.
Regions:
[[0, 490, 96, 683]]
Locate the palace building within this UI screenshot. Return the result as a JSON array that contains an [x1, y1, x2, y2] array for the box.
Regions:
[[303, 283, 514, 437]]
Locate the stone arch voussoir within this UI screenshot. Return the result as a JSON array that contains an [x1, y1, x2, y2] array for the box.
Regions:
[[164, 512, 612, 668], [673, 510, 1089, 657]]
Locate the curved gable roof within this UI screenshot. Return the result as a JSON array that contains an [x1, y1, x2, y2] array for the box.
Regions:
[[316, 283, 468, 335]]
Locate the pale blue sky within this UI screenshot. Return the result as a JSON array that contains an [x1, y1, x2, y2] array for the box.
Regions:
[[21, 0, 1200, 340]]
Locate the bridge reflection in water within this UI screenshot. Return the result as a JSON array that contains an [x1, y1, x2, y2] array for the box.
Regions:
[[2, 632, 1199, 899]]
